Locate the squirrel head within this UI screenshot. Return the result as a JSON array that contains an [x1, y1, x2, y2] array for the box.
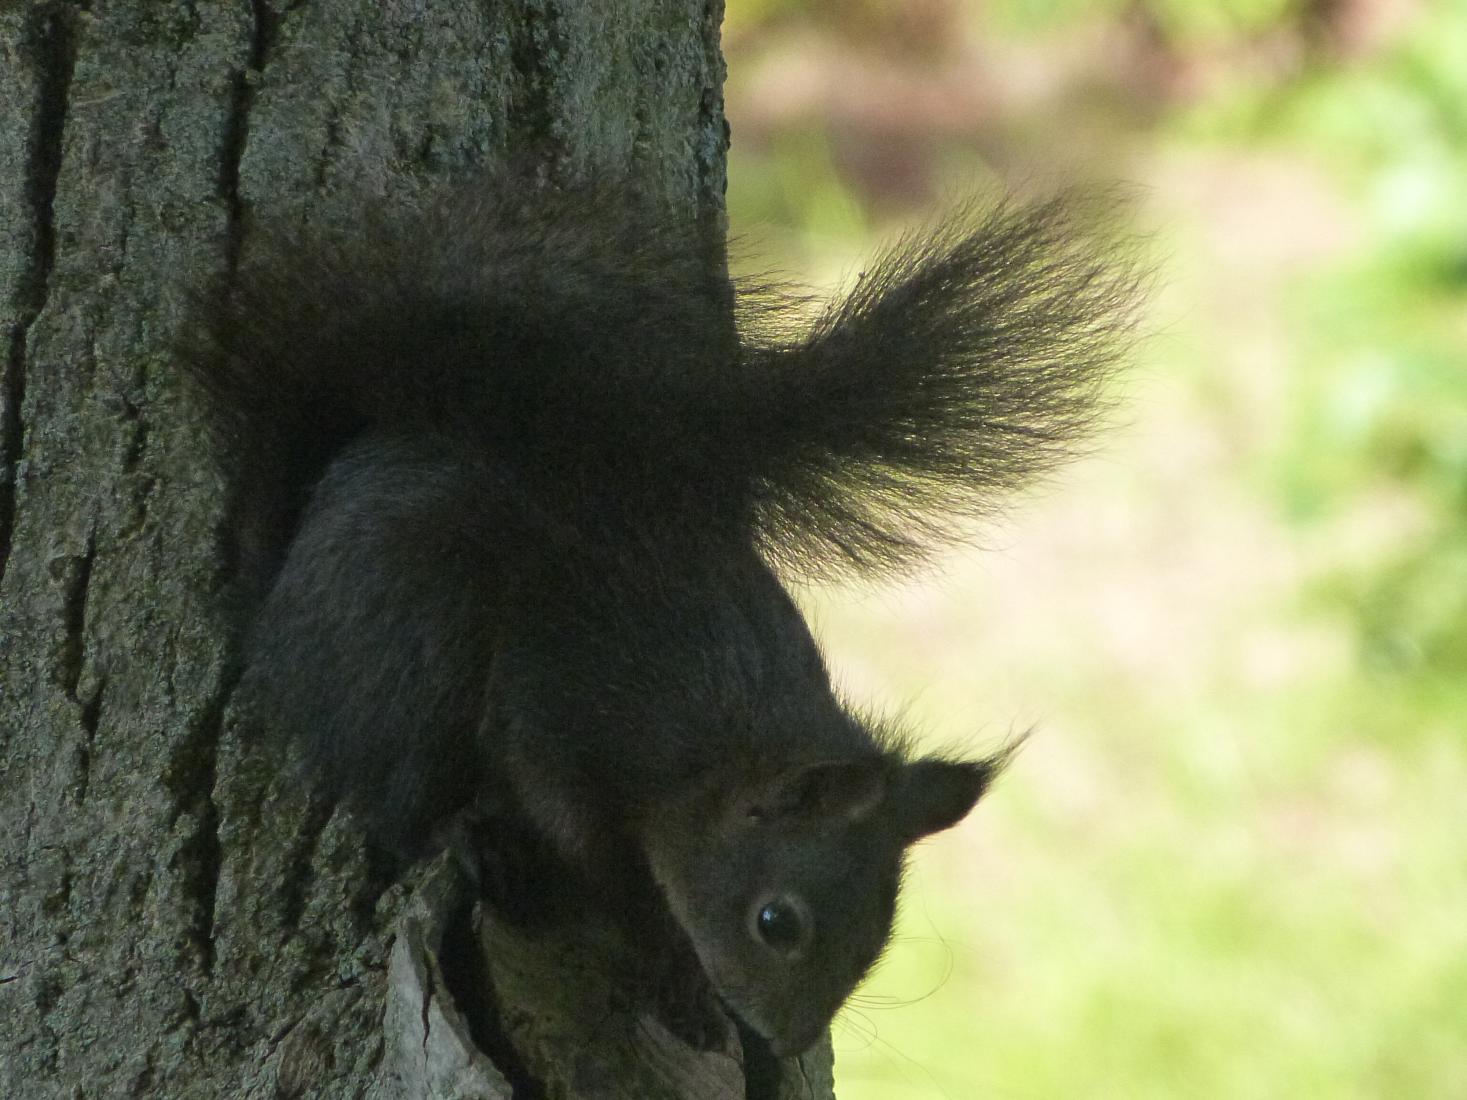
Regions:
[[642, 750, 998, 1056], [502, 536, 1008, 1056]]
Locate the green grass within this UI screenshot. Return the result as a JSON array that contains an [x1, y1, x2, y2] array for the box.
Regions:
[[809, 552, 1467, 1099]]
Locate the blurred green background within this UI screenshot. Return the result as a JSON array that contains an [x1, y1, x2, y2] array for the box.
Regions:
[[721, 2, 1467, 1097]]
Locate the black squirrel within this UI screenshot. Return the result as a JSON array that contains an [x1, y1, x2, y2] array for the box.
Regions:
[[183, 177, 1140, 1057]]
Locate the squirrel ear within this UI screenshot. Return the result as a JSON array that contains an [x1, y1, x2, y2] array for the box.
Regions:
[[896, 757, 1003, 842], [751, 760, 889, 824]]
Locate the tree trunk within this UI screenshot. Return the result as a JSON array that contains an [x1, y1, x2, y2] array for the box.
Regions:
[[0, 3, 835, 1097]]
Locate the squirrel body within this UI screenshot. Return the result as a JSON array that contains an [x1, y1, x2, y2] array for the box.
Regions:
[[185, 178, 1139, 1056]]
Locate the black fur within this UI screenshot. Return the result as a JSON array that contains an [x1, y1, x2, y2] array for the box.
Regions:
[[182, 177, 1141, 1055]]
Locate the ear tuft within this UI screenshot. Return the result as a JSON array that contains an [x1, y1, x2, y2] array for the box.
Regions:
[[896, 753, 1009, 842], [752, 760, 889, 825]]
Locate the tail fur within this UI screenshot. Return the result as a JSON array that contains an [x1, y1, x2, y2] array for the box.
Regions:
[[183, 179, 1143, 584], [738, 193, 1144, 577]]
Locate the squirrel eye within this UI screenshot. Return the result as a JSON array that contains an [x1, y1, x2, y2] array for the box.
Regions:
[[751, 896, 811, 956]]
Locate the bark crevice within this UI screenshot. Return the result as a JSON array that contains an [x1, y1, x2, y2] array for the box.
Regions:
[[164, 680, 234, 974], [20, 2, 75, 315], [74, 676, 105, 804], [221, 0, 278, 270], [275, 795, 335, 935], [55, 531, 95, 697], [507, 2, 567, 169], [2, 2, 80, 587], [1, 336, 25, 587], [439, 896, 544, 1097]]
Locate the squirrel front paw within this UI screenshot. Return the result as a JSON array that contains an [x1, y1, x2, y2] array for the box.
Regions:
[[444, 810, 572, 925], [646, 964, 730, 1052]]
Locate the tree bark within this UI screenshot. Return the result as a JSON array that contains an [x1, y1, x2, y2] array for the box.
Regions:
[[0, 2, 835, 1097]]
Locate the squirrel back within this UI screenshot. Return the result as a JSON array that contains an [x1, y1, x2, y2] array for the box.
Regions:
[[183, 175, 1141, 1055]]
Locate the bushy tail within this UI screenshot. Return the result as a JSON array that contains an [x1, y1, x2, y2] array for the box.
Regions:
[[182, 179, 1144, 586], [734, 193, 1146, 578]]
